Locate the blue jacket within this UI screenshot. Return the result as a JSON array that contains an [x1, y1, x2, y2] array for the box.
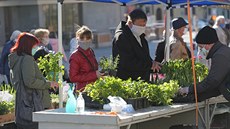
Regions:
[[0, 40, 15, 76]]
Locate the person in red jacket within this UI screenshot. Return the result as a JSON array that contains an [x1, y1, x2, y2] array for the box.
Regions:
[[69, 26, 103, 91]]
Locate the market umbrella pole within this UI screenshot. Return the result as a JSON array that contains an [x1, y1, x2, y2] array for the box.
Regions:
[[58, 0, 64, 108], [164, 0, 171, 62], [187, 0, 198, 127]]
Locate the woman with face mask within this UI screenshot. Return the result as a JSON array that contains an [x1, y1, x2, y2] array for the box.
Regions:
[[33, 28, 54, 61], [169, 17, 191, 60], [69, 26, 103, 91]]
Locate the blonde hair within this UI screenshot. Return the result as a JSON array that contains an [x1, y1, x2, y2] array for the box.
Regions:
[[76, 26, 93, 40], [34, 28, 50, 40]]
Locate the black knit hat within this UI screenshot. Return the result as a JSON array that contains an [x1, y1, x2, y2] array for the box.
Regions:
[[172, 17, 188, 30], [195, 26, 218, 44]]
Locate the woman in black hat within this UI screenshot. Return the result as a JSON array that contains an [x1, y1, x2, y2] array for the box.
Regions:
[[179, 26, 230, 102], [169, 17, 191, 60]]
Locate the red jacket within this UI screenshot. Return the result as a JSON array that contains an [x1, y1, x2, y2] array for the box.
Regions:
[[69, 47, 98, 91]]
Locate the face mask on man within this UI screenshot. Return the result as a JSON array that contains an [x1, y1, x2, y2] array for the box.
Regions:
[[78, 40, 92, 50], [131, 25, 146, 36], [219, 23, 226, 28], [200, 47, 209, 56], [183, 27, 188, 35], [42, 38, 49, 46]]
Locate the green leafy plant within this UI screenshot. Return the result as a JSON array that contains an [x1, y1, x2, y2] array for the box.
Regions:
[[141, 80, 179, 105], [0, 84, 15, 115], [0, 101, 14, 115], [37, 52, 64, 81], [0, 84, 15, 95], [99, 55, 119, 76], [84, 76, 179, 105], [85, 76, 126, 104], [161, 59, 208, 87]]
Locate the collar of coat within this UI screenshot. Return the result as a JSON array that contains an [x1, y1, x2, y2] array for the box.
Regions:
[[206, 42, 223, 59]]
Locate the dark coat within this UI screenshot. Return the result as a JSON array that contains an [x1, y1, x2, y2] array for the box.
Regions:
[[189, 42, 230, 102], [33, 46, 53, 61], [112, 21, 152, 81], [0, 40, 15, 82], [154, 40, 165, 63]]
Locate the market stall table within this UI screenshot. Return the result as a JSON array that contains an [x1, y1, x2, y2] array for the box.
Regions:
[[33, 96, 229, 129]]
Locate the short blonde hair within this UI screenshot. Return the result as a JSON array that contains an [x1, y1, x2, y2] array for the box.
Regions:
[[76, 26, 93, 40], [34, 28, 50, 40]]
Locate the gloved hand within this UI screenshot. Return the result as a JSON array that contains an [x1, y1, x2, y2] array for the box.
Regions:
[[178, 87, 189, 96]]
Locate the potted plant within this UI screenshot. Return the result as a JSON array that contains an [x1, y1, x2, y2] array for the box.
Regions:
[[161, 59, 208, 87], [85, 76, 180, 110], [37, 52, 64, 82], [99, 55, 119, 76], [0, 84, 15, 123]]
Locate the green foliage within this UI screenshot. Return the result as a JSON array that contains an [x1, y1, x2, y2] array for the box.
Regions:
[[85, 76, 126, 104], [161, 59, 208, 87], [99, 55, 119, 76], [50, 93, 59, 103], [37, 52, 64, 81], [84, 77, 179, 105], [0, 84, 15, 95], [0, 101, 14, 115], [0, 84, 15, 115], [141, 80, 179, 105]]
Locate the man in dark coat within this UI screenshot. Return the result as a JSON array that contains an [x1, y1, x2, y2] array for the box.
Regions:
[[179, 26, 230, 102], [112, 9, 155, 82]]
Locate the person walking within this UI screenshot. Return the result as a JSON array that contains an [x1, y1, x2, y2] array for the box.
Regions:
[[169, 17, 191, 60], [213, 15, 228, 46], [69, 26, 103, 91], [0, 30, 21, 84], [179, 26, 230, 102], [8, 32, 59, 129], [112, 9, 155, 81]]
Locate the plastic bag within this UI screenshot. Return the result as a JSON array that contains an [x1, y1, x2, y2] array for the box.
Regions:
[[108, 96, 127, 113]]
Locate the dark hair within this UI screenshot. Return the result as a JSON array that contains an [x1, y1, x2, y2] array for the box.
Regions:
[[11, 32, 39, 56], [129, 9, 147, 22]]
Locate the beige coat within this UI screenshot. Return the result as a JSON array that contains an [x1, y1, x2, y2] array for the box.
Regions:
[[169, 32, 190, 60]]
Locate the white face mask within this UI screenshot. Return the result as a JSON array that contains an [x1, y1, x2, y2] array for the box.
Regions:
[[78, 40, 92, 50], [200, 47, 209, 56], [42, 38, 49, 46], [131, 25, 146, 36], [183, 28, 188, 35]]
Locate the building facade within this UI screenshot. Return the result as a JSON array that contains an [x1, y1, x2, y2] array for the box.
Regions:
[[0, 0, 229, 50]]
